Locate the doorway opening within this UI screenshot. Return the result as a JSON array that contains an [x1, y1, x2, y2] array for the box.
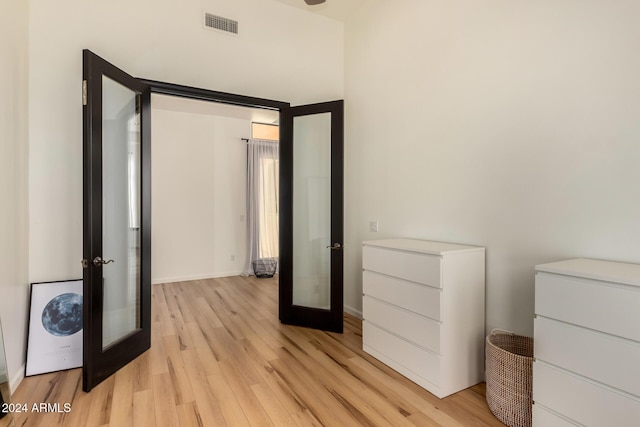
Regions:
[[150, 93, 280, 284]]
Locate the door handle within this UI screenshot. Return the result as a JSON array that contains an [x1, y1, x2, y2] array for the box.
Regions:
[[326, 243, 343, 251], [93, 256, 115, 267]]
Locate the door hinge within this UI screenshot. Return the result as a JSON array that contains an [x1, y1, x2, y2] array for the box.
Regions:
[[82, 80, 87, 106], [81, 259, 89, 269]]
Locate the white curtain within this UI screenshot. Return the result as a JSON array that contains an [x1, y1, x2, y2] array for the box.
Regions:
[[244, 139, 279, 276]]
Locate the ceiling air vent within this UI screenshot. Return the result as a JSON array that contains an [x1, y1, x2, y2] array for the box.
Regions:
[[205, 13, 238, 35]]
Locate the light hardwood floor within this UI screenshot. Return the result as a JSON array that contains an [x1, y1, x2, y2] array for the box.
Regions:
[[10, 276, 505, 426]]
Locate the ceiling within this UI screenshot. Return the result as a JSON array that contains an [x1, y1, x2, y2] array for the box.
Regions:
[[270, 0, 364, 22]]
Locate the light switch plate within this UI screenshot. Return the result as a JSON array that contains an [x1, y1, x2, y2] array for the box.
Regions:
[[369, 220, 379, 232]]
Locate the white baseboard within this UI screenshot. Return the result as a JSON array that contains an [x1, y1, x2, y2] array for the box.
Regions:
[[344, 304, 362, 319], [152, 271, 244, 285], [10, 364, 25, 394]]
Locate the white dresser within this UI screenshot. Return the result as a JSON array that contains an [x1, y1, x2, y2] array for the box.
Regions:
[[362, 238, 485, 398], [533, 258, 640, 426]]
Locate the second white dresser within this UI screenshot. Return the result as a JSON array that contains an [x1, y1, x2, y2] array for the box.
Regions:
[[533, 258, 640, 426], [362, 238, 485, 398]]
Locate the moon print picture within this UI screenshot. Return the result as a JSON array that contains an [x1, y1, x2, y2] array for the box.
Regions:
[[26, 280, 84, 376], [41, 293, 83, 337]]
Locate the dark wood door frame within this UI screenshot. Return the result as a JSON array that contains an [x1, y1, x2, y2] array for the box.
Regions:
[[140, 82, 345, 334], [138, 79, 289, 111]]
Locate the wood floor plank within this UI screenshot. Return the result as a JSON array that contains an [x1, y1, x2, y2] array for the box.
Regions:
[[218, 277, 276, 323], [173, 283, 197, 324], [207, 372, 251, 427], [149, 321, 169, 376], [407, 412, 443, 427], [162, 335, 196, 405], [152, 285, 175, 337], [16, 369, 80, 427], [276, 332, 408, 427], [85, 375, 115, 427], [161, 284, 194, 351], [193, 296, 224, 329], [10, 276, 506, 427], [108, 361, 135, 427], [62, 372, 94, 427], [270, 346, 368, 426], [151, 372, 180, 427], [184, 321, 222, 376], [218, 358, 274, 426], [302, 333, 415, 426], [208, 293, 250, 341], [131, 350, 152, 392], [176, 401, 204, 427], [237, 337, 324, 426], [347, 357, 467, 427], [250, 382, 298, 427], [181, 348, 228, 427], [132, 389, 157, 427]]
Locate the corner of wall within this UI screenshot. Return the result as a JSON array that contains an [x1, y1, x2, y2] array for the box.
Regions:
[[0, 0, 30, 395], [10, 364, 25, 394]]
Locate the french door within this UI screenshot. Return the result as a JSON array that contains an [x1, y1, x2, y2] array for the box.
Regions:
[[82, 50, 151, 391], [82, 48, 343, 392], [279, 101, 344, 333]]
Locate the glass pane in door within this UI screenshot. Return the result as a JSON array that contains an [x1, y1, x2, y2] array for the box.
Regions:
[[292, 112, 332, 309], [101, 75, 141, 349]]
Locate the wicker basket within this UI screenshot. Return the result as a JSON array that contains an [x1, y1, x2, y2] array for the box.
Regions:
[[485, 330, 533, 427]]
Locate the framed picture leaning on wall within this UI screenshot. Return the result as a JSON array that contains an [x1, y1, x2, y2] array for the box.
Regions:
[[26, 279, 83, 376]]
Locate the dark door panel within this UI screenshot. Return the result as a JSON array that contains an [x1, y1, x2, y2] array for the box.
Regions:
[[279, 100, 344, 333], [82, 49, 151, 391]]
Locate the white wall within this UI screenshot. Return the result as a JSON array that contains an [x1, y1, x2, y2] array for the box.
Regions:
[[151, 96, 250, 283], [0, 0, 30, 390], [344, 0, 640, 335], [28, 0, 343, 284]]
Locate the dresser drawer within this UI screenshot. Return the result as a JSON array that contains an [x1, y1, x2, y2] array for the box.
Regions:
[[363, 321, 440, 386], [363, 270, 441, 320], [532, 404, 579, 427], [535, 316, 640, 397], [535, 272, 640, 341], [364, 295, 441, 353], [533, 361, 640, 427], [363, 245, 441, 288]]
